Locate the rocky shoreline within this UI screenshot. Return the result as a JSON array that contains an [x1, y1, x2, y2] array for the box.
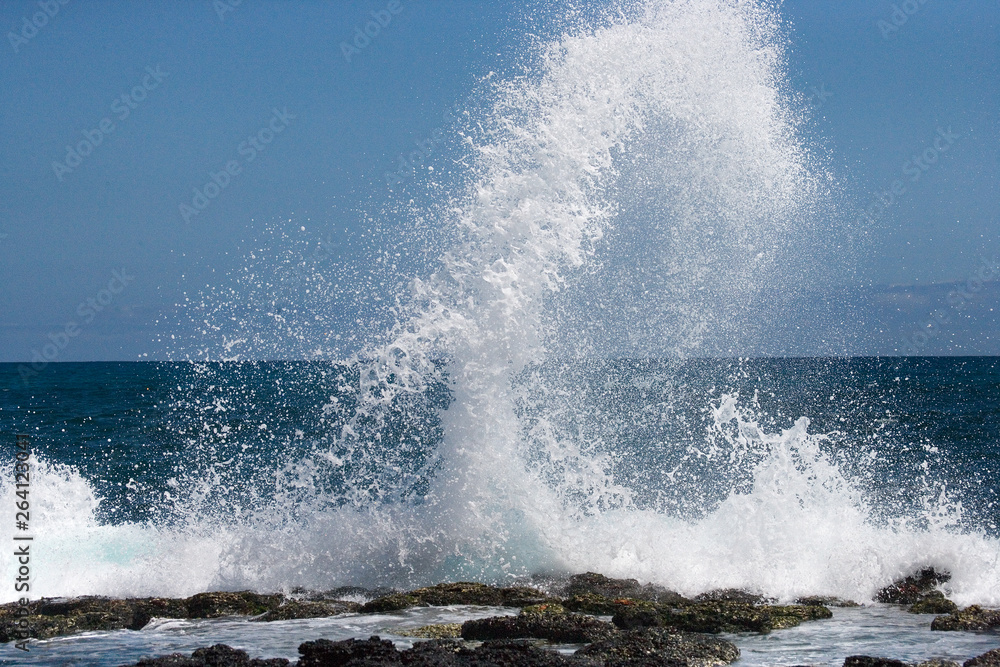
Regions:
[[1, 569, 996, 666]]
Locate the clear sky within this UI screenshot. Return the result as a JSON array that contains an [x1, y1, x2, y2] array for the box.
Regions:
[[0, 0, 997, 361]]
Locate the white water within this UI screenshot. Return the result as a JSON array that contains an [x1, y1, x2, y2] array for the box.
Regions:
[[3, 0, 1000, 614]]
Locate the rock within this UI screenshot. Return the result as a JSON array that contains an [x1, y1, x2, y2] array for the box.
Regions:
[[253, 600, 360, 622], [876, 568, 951, 605], [562, 573, 685, 605], [843, 657, 908, 667], [931, 606, 1000, 631], [795, 596, 861, 608], [461, 611, 618, 643], [965, 649, 1000, 667], [298, 636, 401, 667], [521, 603, 567, 615], [184, 592, 284, 619], [126, 643, 290, 666], [396, 623, 463, 639], [360, 594, 423, 614], [399, 639, 466, 666], [0, 596, 189, 642], [564, 594, 624, 616], [916, 660, 961, 667], [464, 639, 590, 666], [359, 582, 551, 613], [693, 589, 774, 606], [612, 600, 831, 634], [577, 628, 740, 666], [0, 592, 288, 643], [401, 639, 591, 666], [908, 592, 958, 615]]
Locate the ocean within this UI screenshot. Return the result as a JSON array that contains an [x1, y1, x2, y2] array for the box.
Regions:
[[2, 0, 998, 664], [1, 358, 999, 664]]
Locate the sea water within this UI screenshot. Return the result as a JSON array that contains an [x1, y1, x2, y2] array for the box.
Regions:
[[1, 0, 998, 664]]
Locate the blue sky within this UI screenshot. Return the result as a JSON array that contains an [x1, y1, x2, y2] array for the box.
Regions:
[[0, 0, 997, 361]]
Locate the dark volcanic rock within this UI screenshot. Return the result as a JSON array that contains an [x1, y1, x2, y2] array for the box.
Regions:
[[400, 640, 466, 667], [562, 572, 685, 605], [298, 636, 401, 666], [875, 567, 951, 605], [1, 592, 285, 643], [360, 582, 551, 613], [253, 600, 360, 622], [0, 596, 189, 642], [185, 592, 284, 619], [461, 610, 617, 643], [402, 638, 593, 666], [908, 592, 959, 615], [612, 599, 831, 634], [578, 628, 740, 666], [693, 589, 775, 606], [795, 596, 861, 608], [965, 649, 1000, 667], [561, 593, 635, 615], [126, 643, 290, 666], [463, 640, 591, 667], [931, 606, 1000, 631], [843, 657, 908, 667]]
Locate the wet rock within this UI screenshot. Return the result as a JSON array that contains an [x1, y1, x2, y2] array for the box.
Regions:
[[184, 592, 284, 619], [0, 593, 287, 642], [931, 606, 1000, 631], [561, 594, 639, 615], [360, 582, 551, 613], [578, 627, 740, 666], [562, 572, 685, 605], [843, 657, 908, 667], [461, 610, 617, 643], [908, 592, 958, 615], [916, 660, 961, 667], [298, 636, 401, 667], [399, 639, 466, 666], [795, 596, 861, 608], [360, 593, 423, 614], [0, 596, 188, 642], [612, 600, 831, 634], [693, 590, 775, 606], [401, 639, 592, 667], [964, 649, 1000, 667], [564, 572, 645, 599], [127, 643, 290, 666], [253, 600, 360, 622], [522, 603, 567, 615], [466, 639, 590, 666], [396, 623, 463, 639], [876, 568, 951, 605]]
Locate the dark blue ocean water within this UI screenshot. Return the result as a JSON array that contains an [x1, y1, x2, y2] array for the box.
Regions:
[[1, 358, 997, 533]]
